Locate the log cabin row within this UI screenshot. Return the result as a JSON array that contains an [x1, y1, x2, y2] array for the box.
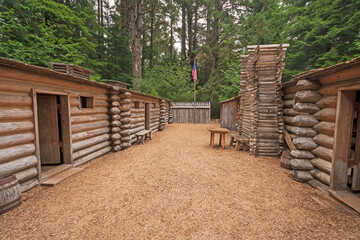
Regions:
[[0, 58, 172, 193], [282, 57, 360, 196]]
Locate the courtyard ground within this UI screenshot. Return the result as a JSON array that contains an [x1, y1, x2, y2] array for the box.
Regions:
[[0, 123, 359, 239]]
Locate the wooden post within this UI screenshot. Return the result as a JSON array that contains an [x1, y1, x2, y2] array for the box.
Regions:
[[331, 90, 355, 191]]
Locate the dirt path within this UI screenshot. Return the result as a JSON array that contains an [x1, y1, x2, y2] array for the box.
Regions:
[[1, 123, 359, 239]]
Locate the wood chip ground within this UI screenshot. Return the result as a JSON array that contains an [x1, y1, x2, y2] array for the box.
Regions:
[[0, 124, 359, 239]]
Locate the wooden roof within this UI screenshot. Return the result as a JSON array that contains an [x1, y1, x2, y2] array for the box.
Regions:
[[283, 57, 360, 88], [219, 96, 240, 104], [0, 58, 111, 90], [0, 58, 171, 102]]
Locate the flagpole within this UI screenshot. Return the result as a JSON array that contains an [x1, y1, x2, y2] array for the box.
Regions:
[[194, 80, 196, 124]]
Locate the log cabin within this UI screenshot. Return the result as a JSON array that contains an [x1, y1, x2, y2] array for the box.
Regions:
[[282, 57, 360, 208], [0, 58, 171, 193]]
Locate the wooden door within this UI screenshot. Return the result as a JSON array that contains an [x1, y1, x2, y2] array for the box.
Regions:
[[37, 95, 61, 164], [145, 103, 150, 130]]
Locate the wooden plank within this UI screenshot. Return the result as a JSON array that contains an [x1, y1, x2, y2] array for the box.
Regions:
[[60, 95, 73, 164], [40, 164, 72, 181], [329, 190, 360, 215], [41, 167, 83, 186], [37, 95, 61, 164], [331, 90, 355, 191]]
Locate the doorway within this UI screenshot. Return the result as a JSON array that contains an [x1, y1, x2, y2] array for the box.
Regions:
[[145, 103, 150, 130], [35, 92, 72, 179], [331, 89, 360, 192]]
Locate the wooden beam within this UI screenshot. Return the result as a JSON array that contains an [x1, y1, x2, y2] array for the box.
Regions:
[[331, 90, 355, 191], [319, 66, 360, 85], [31, 89, 41, 181], [60, 95, 73, 164]]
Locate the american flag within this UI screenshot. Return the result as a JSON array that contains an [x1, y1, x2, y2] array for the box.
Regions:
[[192, 63, 197, 83]]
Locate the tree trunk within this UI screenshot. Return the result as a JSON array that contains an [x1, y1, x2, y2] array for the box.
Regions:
[[170, 0, 174, 61], [181, 0, 186, 64], [131, 0, 142, 90], [187, 1, 193, 64]]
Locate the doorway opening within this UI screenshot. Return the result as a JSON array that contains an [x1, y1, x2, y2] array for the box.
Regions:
[[35, 93, 72, 180], [145, 103, 150, 130]]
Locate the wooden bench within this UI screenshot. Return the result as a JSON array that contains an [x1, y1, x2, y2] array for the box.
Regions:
[[230, 132, 249, 151], [135, 130, 152, 144]]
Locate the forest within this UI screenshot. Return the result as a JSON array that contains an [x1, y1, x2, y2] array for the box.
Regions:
[[1, 0, 359, 116]]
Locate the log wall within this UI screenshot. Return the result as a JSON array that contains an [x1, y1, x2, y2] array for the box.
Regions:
[[0, 68, 111, 192], [282, 77, 357, 190], [0, 60, 171, 194]]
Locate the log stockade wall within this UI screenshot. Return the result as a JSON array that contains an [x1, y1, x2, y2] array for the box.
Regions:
[[281, 57, 360, 192], [235, 44, 288, 157], [172, 102, 211, 124], [0, 58, 171, 193]]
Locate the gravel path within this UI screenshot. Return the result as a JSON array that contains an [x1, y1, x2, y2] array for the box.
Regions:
[[1, 123, 359, 239]]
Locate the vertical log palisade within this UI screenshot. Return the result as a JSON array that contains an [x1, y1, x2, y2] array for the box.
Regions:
[[0, 58, 171, 193]]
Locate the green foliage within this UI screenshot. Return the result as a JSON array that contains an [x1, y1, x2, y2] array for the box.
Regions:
[[140, 61, 193, 102]]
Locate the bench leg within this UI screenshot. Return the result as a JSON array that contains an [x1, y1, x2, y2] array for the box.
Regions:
[[219, 134, 222, 147], [230, 137, 234, 147], [222, 134, 225, 150], [211, 133, 214, 148], [235, 141, 240, 151]]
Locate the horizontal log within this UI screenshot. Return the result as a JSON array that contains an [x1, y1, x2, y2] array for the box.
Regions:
[[0, 155, 37, 178], [0, 132, 35, 149], [0, 121, 34, 135], [131, 122, 144, 128], [283, 85, 298, 94], [71, 107, 108, 116], [283, 108, 308, 116], [296, 79, 321, 91], [291, 115, 319, 127], [72, 127, 110, 142], [312, 146, 333, 162], [290, 150, 315, 159], [0, 92, 32, 107], [313, 121, 335, 136], [72, 134, 110, 152], [283, 100, 293, 108], [285, 125, 318, 137], [0, 108, 33, 121], [15, 167, 37, 183], [290, 170, 313, 182], [313, 134, 333, 149], [73, 141, 111, 160], [310, 169, 330, 186], [0, 79, 31, 93], [130, 126, 145, 135], [73, 146, 112, 167], [294, 90, 322, 103], [130, 118, 145, 124], [71, 120, 110, 134], [71, 114, 109, 124], [316, 96, 337, 109], [311, 158, 331, 174], [20, 178, 38, 193], [313, 108, 336, 122], [294, 102, 320, 114], [0, 143, 36, 164], [289, 159, 314, 170], [293, 137, 317, 150]]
